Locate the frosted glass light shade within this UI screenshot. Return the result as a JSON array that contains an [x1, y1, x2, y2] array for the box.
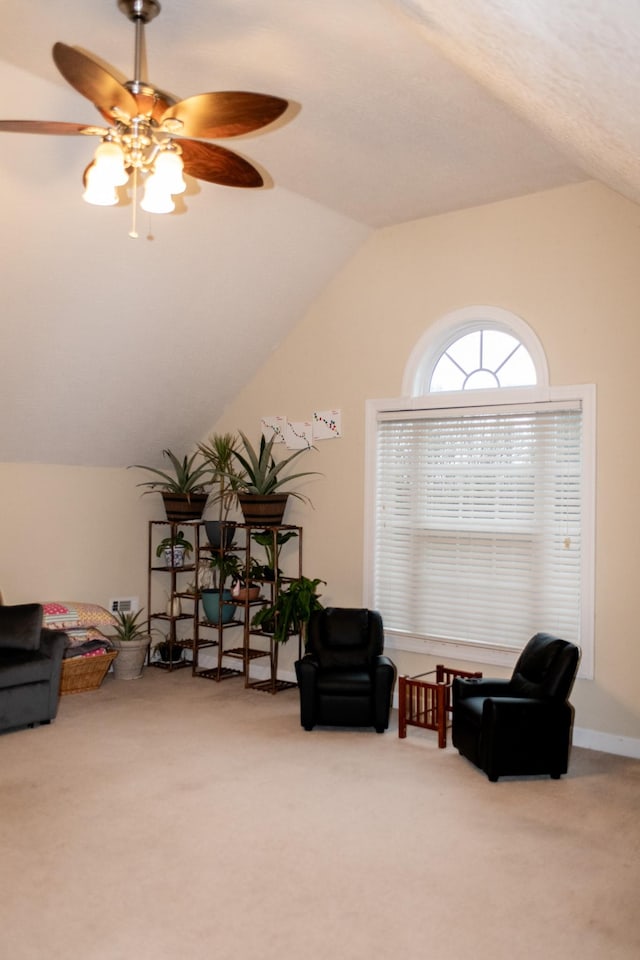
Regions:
[[141, 174, 175, 214], [153, 151, 186, 195], [82, 164, 119, 206], [93, 141, 128, 187]]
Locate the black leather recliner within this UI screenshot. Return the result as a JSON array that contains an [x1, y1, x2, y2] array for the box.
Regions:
[[0, 603, 67, 734], [452, 632, 580, 781], [295, 607, 397, 732]]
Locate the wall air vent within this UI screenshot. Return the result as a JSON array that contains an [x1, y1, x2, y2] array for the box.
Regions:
[[109, 597, 140, 615]]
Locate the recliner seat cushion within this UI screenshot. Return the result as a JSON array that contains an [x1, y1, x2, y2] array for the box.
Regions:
[[316, 668, 373, 696], [0, 604, 43, 651]]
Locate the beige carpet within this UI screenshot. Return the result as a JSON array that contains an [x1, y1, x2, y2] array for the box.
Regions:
[[1, 668, 639, 960]]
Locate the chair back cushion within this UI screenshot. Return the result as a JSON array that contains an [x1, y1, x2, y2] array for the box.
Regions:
[[0, 603, 44, 651], [511, 632, 580, 701], [307, 607, 383, 669]]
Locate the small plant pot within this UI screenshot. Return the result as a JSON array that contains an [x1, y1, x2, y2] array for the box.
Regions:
[[163, 546, 186, 568], [155, 642, 183, 665], [233, 585, 261, 603], [204, 521, 237, 550]]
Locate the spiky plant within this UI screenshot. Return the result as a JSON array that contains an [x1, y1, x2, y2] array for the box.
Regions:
[[197, 432, 243, 522], [129, 449, 211, 495], [109, 609, 151, 642], [230, 431, 320, 503]]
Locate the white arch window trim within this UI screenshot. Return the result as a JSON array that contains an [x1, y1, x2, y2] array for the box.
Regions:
[[402, 305, 550, 397], [365, 308, 594, 679]]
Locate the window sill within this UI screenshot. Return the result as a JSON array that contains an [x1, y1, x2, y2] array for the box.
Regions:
[[384, 630, 592, 679], [383, 630, 520, 671]]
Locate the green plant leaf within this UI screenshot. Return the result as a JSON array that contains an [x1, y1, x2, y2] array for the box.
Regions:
[[129, 449, 211, 494], [228, 431, 321, 499], [251, 576, 325, 644]]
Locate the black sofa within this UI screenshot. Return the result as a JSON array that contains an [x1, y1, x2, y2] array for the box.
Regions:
[[0, 603, 67, 734], [295, 607, 396, 732]]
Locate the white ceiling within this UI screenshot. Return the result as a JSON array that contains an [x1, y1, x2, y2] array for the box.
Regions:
[[0, 0, 638, 467]]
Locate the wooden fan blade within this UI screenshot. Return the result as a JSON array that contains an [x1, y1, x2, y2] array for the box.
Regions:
[[0, 119, 106, 136], [53, 43, 138, 123], [179, 139, 263, 187], [162, 92, 287, 139]]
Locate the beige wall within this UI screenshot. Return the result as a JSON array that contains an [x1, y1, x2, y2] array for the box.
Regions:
[[2, 180, 638, 744], [0, 464, 157, 609], [214, 181, 640, 741]]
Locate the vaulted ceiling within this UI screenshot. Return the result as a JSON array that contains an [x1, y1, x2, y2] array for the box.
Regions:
[[0, 0, 637, 467]]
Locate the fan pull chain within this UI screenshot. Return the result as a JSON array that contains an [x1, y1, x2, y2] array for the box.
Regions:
[[129, 167, 139, 239]]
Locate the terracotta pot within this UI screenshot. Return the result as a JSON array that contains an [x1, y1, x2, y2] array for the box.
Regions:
[[233, 585, 261, 603]]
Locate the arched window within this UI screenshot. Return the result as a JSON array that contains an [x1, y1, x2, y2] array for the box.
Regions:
[[403, 305, 548, 396], [365, 306, 594, 677]]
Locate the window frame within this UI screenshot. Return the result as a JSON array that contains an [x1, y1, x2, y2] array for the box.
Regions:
[[363, 382, 596, 679]]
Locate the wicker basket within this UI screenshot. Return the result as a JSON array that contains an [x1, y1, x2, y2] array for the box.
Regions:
[[59, 650, 118, 696]]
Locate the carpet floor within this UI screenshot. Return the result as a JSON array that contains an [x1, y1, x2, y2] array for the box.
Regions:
[[1, 668, 639, 960]]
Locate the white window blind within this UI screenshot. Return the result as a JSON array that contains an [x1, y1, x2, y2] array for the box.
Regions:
[[373, 402, 583, 650]]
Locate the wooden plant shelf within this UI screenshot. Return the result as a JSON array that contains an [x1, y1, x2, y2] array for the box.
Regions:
[[248, 677, 297, 694], [149, 658, 191, 672], [195, 666, 242, 682]]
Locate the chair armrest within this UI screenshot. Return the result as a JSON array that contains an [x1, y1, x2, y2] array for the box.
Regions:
[[295, 654, 318, 680], [295, 654, 319, 698], [453, 676, 511, 704], [372, 655, 397, 698], [40, 628, 67, 661], [372, 656, 397, 731], [294, 655, 319, 730], [484, 695, 546, 716], [373, 655, 396, 678], [483, 696, 568, 725]]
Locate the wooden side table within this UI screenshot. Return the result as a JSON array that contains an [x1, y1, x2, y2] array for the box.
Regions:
[[398, 664, 483, 748]]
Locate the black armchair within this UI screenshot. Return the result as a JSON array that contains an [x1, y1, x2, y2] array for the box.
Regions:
[[294, 607, 396, 732], [452, 633, 580, 781], [0, 603, 67, 734]]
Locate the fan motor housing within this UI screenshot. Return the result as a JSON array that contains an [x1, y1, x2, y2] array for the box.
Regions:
[[118, 0, 161, 24]]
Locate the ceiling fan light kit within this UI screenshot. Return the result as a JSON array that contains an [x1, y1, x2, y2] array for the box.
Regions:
[[0, 0, 288, 237]]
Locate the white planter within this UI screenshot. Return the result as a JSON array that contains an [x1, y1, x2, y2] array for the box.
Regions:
[[163, 546, 186, 568], [110, 636, 151, 680]]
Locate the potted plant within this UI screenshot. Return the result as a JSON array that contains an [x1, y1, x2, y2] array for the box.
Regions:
[[231, 558, 264, 603], [107, 609, 158, 680], [151, 635, 184, 666], [156, 529, 193, 568], [250, 528, 299, 581], [200, 552, 243, 625], [129, 448, 212, 520], [197, 432, 243, 549], [227, 431, 321, 525], [251, 575, 326, 644]]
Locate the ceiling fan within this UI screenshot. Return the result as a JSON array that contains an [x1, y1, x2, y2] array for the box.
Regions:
[[0, 0, 289, 236]]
